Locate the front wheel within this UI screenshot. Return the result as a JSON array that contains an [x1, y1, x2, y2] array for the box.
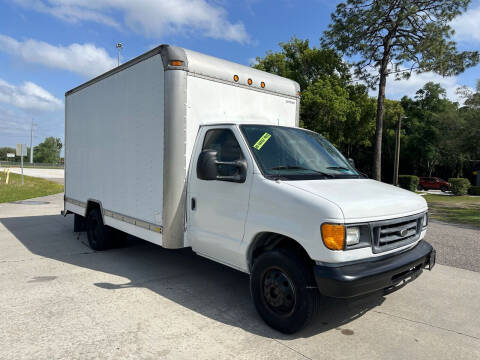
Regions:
[[440, 186, 448, 192], [250, 249, 320, 334]]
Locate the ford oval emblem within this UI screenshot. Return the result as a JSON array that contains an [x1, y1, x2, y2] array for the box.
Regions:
[[400, 229, 408, 237]]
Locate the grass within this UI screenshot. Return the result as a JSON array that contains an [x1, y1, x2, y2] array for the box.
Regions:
[[0, 172, 64, 203], [422, 194, 480, 227]]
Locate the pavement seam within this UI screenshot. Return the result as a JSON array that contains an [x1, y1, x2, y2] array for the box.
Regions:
[[373, 310, 480, 341], [272, 339, 314, 360]]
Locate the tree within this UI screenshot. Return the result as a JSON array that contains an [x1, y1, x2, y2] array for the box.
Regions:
[[34, 137, 62, 163], [254, 37, 376, 163], [0, 147, 16, 161], [323, 0, 479, 180], [400, 82, 459, 177]]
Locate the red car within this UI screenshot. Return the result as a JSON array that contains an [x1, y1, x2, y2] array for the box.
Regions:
[[418, 177, 450, 192]]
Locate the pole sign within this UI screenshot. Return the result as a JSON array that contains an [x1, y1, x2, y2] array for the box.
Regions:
[[6, 153, 15, 158], [16, 144, 27, 157]]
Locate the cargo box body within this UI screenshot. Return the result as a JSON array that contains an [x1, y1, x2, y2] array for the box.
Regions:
[[65, 45, 299, 249]]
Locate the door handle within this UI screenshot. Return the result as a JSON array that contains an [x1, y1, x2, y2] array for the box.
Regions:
[[191, 198, 196, 210]]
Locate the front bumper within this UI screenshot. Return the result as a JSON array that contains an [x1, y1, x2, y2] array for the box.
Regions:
[[314, 240, 435, 298]]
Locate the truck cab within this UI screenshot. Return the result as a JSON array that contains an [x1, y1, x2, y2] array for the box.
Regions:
[[187, 123, 435, 333]]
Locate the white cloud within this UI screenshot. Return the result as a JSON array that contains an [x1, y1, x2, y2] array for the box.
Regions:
[[366, 71, 463, 103], [0, 34, 117, 78], [0, 107, 31, 137], [14, 0, 249, 43], [0, 78, 63, 112], [451, 4, 480, 42]]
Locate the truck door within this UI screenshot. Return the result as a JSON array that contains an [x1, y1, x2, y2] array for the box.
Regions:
[[187, 126, 252, 269]]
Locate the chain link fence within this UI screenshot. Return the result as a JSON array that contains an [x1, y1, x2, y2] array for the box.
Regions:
[[0, 161, 64, 169]]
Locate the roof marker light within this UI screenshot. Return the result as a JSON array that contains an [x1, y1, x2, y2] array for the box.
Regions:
[[233, 75, 239, 82], [260, 81, 265, 88], [248, 78, 253, 85]]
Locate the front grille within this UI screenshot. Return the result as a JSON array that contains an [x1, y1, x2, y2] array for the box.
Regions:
[[371, 213, 424, 253]]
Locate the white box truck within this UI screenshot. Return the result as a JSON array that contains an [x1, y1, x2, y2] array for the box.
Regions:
[[64, 45, 435, 333]]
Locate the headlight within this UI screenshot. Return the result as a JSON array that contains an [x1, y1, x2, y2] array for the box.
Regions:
[[423, 213, 428, 227], [346, 227, 360, 246]]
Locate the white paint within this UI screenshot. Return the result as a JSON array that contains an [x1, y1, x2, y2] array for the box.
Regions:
[[65, 54, 165, 227]]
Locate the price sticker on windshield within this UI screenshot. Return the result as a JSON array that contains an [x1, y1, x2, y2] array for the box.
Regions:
[[253, 132, 271, 150]]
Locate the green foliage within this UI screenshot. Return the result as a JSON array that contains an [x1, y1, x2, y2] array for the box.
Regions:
[[448, 178, 471, 196], [0, 147, 16, 161], [468, 186, 480, 196], [254, 37, 375, 161], [323, 0, 479, 180], [323, 0, 479, 84], [33, 137, 62, 164], [398, 175, 419, 192]]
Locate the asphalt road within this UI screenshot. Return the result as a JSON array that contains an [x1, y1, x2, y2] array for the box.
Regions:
[[426, 220, 480, 272], [0, 193, 479, 360]]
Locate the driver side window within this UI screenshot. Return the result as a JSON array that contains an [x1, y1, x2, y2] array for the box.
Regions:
[[202, 129, 244, 177]]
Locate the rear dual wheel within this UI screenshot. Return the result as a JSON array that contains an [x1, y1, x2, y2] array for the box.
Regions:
[[86, 208, 126, 250], [250, 249, 320, 334]]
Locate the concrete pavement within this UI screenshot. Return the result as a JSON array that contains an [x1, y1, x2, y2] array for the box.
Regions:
[[0, 193, 479, 359]]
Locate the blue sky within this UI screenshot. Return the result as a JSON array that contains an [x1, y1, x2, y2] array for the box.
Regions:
[[1, 0, 480, 150]]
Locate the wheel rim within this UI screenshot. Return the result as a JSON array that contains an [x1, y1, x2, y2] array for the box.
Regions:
[[262, 268, 296, 316]]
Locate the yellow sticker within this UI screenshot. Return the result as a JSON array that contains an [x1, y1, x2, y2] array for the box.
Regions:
[[253, 132, 271, 150]]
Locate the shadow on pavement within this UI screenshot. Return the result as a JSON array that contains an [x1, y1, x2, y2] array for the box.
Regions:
[[1, 214, 387, 339]]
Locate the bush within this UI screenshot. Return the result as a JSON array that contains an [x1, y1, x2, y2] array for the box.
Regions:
[[398, 175, 419, 192], [448, 178, 471, 196], [468, 185, 480, 196]]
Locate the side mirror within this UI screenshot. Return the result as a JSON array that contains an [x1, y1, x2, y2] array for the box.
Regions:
[[197, 150, 218, 180], [217, 159, 247, 183], [197, 150, 247, 183]]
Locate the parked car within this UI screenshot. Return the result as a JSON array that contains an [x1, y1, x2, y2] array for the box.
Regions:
[[418, 177, 450, 192]]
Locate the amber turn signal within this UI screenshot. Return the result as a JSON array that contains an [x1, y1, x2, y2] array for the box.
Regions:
[[321, 224, 345, 250], [170, 60, 183, 66]]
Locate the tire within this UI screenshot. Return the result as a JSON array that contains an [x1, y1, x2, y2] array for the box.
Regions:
[[417, 185, 424, 191], [440, 186, 448, 192], [250, 249, 320, 334], [86, 208, 112, 251]]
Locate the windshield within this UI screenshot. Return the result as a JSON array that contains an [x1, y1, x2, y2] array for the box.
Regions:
[[240, 125, 360, 180]]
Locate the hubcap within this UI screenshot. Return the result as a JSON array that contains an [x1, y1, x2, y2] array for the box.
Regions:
[[262, 268, 296, 315]]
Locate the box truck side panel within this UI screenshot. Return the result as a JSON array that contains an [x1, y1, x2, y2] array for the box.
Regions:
[[65, 54, 165, 243]]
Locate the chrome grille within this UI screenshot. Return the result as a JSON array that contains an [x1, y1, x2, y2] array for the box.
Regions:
[[372, 214, 423, 253]]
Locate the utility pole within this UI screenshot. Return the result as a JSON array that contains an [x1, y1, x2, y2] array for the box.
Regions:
[[393, 115, 406, 186], [29, 119, 34, 163], [116, 43, 123, 66]]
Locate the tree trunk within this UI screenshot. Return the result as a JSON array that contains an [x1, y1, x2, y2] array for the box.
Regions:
[[373, 67, 388, 181]]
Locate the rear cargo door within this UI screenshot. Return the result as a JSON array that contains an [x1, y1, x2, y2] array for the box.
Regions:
[[187, 125, 253, 269]]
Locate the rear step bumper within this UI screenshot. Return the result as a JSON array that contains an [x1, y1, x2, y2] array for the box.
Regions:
[[313, 240, 435, 298]]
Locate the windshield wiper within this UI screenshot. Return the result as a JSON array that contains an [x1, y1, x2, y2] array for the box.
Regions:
[[326, 166, 352, 171], [269, 165, 334, 178], [327, 166, 367, 178]]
